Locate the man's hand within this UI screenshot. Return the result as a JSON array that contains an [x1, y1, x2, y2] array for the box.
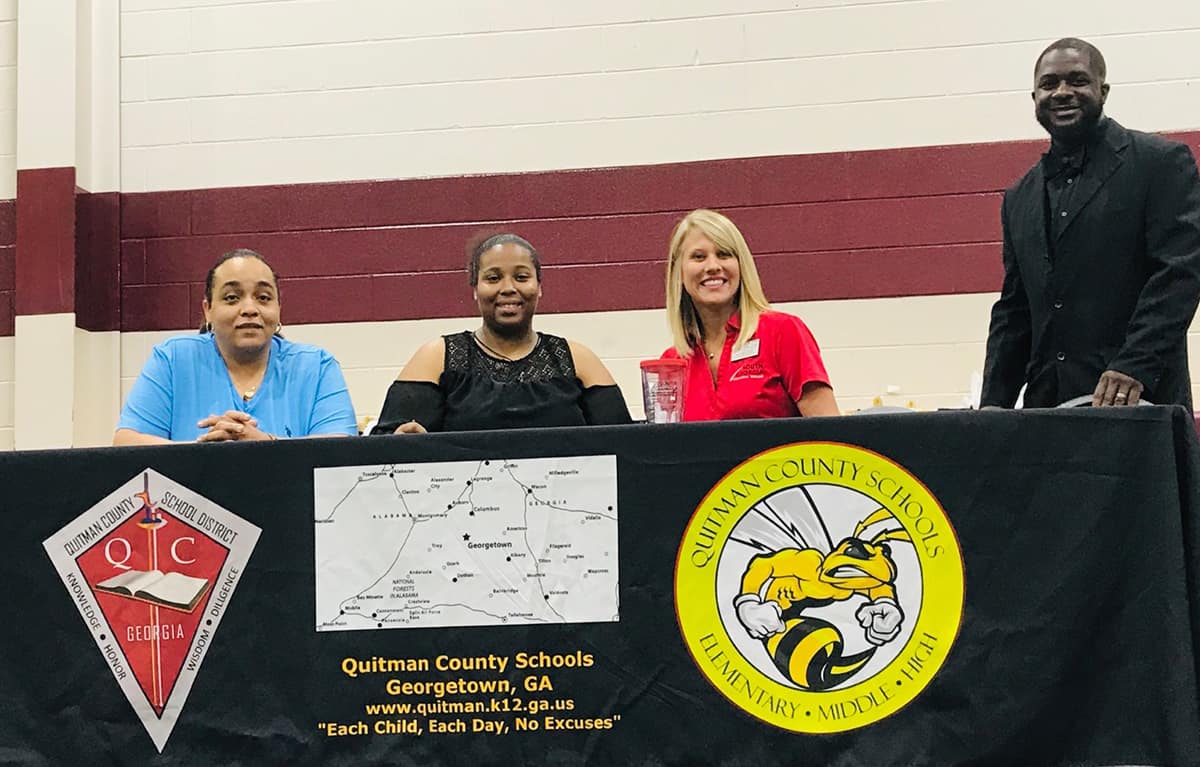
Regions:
[[393, 420, 428, 434], [197, 411, 269, 442], [1092, 370, 1145, 407]]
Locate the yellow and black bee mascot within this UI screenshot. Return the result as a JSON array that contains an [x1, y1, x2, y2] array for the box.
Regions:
[[734, 506, 911, 691]]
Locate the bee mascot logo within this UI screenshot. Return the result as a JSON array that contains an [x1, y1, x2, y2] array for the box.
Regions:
[[675, 443, 964, 734]]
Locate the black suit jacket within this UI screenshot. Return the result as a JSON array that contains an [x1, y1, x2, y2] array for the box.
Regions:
[[981, 118, 1200, 408]]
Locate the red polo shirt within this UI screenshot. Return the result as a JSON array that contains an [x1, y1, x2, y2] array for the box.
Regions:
[[660, 310, 831, 421]]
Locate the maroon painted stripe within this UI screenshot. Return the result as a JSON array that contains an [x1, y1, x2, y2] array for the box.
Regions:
[[0, 245, 13, 290], [0, 292, 11, 336], [121, 239, 146, 285], [0, 199, 14, 336], [0, 199, 14, 246], [120, 140, 1047, 238], [122, 282, 191, 332], [75, 190, 121, 332], [128, 192, 1002, 288], [121, 190, 190, 239], [16, 167, 76, 316], [756, 243, 1004, 301], [10, 128, 1185, 333], [118, 242, 1003, 330]]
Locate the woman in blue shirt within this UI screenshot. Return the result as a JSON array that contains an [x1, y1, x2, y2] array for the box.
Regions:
[[114, 249, 358, 445]]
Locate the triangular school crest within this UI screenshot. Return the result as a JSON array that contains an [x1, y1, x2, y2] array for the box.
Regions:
[[43, 469, 260, 752]]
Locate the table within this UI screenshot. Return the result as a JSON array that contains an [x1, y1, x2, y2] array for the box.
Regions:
[[5, 407, 1199, 766]]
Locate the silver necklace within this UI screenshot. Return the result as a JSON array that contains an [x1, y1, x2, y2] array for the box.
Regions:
[[473, 330, 535, 362]]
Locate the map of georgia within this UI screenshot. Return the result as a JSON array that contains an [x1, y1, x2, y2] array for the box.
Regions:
[[314, 455, 618, 632]]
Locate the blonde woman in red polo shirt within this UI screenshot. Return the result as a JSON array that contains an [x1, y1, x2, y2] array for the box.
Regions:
[[660, 209, 840, 421]]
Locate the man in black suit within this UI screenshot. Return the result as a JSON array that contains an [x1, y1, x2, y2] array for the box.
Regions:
[[981, 38, 1200, 409]]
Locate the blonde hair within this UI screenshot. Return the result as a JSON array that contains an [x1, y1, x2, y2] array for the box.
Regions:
[[666, 209, 771, 357]]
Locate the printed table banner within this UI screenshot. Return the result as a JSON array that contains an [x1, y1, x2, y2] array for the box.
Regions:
[[3, 408, 1200, 766]]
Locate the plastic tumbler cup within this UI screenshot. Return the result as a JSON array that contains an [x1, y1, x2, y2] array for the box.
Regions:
[[639, 359, 689, 423]]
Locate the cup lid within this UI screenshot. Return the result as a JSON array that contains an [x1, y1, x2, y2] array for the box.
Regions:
[[640, 359, 688, 370]]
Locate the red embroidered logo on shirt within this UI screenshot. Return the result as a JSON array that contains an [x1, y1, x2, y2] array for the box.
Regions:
[[729, 362, 766, 381]]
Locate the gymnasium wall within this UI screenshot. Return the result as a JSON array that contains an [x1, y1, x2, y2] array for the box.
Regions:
[[9, 1, 1200, 446]]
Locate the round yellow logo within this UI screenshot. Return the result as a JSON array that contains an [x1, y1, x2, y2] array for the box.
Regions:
[[675, 442, 964, 734]]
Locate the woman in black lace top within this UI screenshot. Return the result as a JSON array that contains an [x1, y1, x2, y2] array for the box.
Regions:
[[371, 234, 632, 434]]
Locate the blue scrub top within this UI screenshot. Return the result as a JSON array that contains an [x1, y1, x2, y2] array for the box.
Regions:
[[118, 334, 358, 440]]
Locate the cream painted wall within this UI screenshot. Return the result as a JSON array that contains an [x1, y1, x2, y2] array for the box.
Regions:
[[3, 0, 1194, 446], [0, 1, 12, 446], [75, 330, 122, 447], [118, 0, 1200, 191], [14, 314, 75, 450], [0, 335, 13, 449], [0, 0, 14, 199], [16, 0, 77, 171], [76, 0, 122, 193]]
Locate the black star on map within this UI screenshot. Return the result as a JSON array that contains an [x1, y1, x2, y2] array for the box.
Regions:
[[463, 533, 470, 541]]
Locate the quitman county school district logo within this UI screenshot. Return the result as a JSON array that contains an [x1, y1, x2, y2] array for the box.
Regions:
[[675, 442, 964, 734], [43, 469, 260, 752]]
